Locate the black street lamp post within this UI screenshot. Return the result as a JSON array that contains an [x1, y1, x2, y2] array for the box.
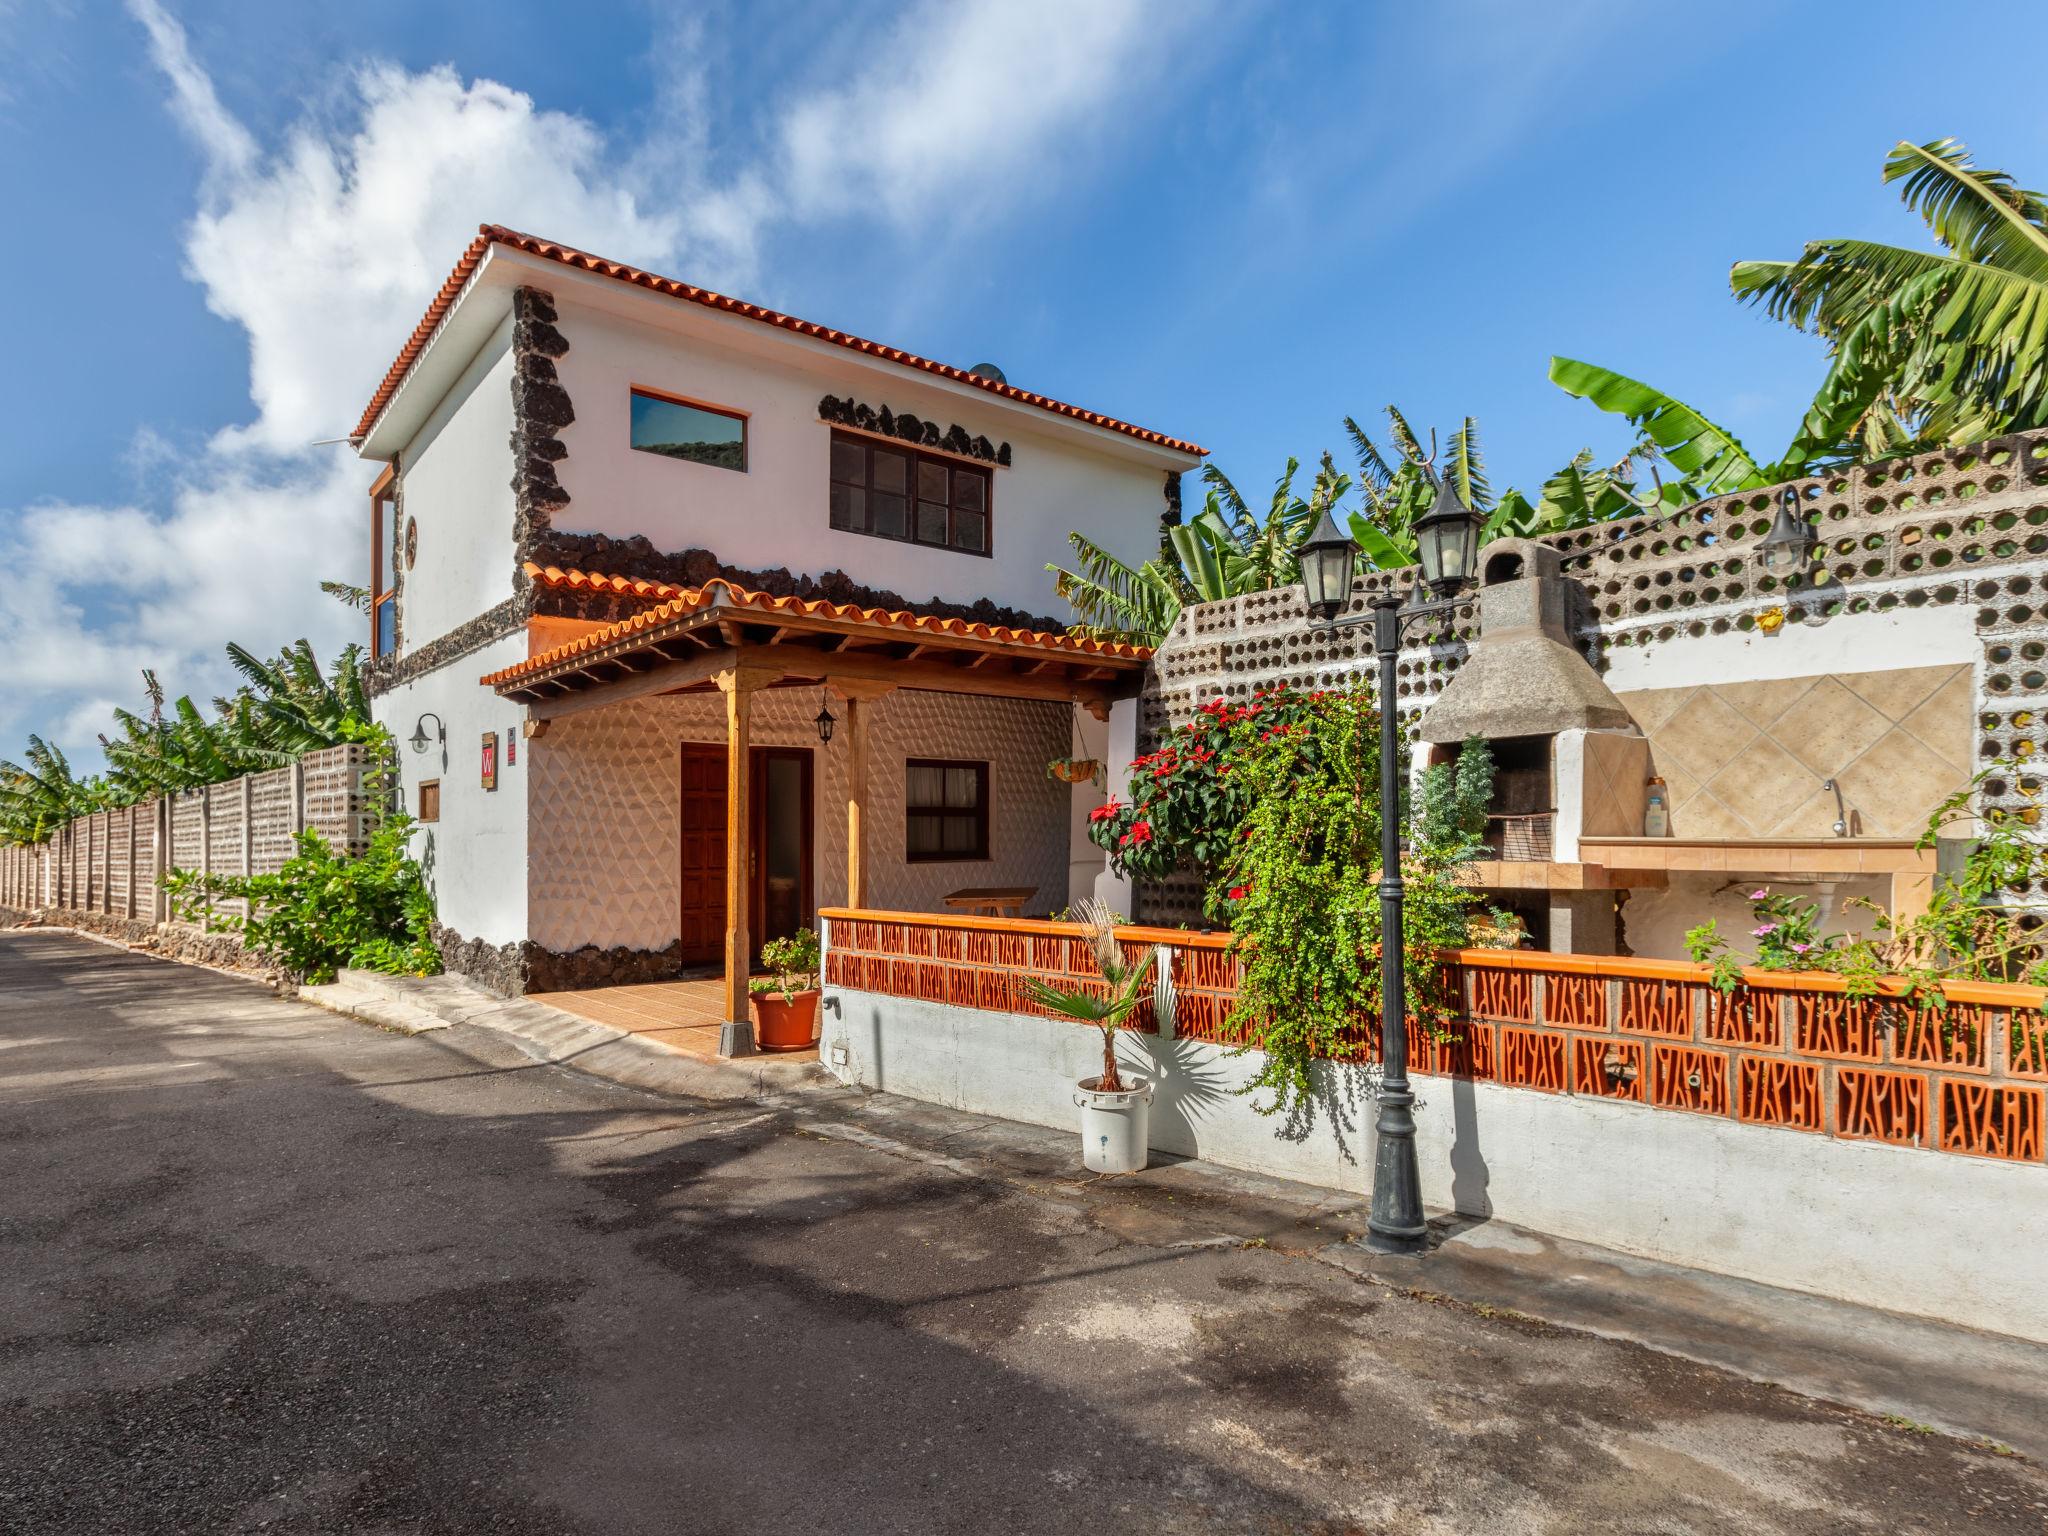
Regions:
[[1298, 478, 1485, 1254]]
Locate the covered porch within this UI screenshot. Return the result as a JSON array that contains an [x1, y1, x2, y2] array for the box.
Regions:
[[484, 573, 1146, 1054]]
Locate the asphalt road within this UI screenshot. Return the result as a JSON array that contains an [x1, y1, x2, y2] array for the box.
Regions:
[[3, 929, 2044, 1535]]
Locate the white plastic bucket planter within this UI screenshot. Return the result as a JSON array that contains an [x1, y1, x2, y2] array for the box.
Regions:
[[1074, 1076, 1154, 1173]]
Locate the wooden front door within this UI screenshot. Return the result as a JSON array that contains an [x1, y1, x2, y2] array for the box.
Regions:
[[677, 743, 726, 965], [751, 746, 814, 952]]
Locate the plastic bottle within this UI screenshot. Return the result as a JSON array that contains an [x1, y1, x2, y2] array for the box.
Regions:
[[1644, 777, 1669, 838]]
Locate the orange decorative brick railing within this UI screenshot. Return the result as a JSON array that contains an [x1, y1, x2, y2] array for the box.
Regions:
[[818, 910, 1162, 1031], [819, 909, 2048, 1166]]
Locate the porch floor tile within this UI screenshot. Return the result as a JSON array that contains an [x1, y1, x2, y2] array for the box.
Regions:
[[529, 976, 819, 1064]]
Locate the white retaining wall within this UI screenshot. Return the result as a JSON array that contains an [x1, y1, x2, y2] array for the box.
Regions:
[[820, 983, 2048, 1343]]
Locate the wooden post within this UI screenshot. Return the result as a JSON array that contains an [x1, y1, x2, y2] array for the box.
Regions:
[[125, 804, 137, 919], [240, 774, 255, 922], [153, 797, 169, 925], [716, 667, 769, 1056], [99, 813, 111, 914], [829, 680, 894, 911]]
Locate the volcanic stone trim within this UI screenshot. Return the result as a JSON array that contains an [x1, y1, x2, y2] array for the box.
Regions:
[[366, 596, 526, 696], [434, 923, 692, 997], [818, 394, 1011, 467], [509, 286, 574, 573], [6, 909, 283, 984], [528, 530, 1070, 634]]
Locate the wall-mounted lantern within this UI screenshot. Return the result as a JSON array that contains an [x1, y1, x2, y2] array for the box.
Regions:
[[815, 700, 838, 745], [1759, 485, 1819, 577], [408, 713, 445, 756]]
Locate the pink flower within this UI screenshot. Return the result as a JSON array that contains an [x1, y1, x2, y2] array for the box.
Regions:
[[1750, 888, 1769, 900], [1752, 923, 1778, 937], [1790, 942, 1812, 954]]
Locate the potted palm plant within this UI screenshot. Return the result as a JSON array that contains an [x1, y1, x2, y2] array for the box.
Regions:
[[749, 928, 821, 1051], [1025, 899, 1157, 1173]]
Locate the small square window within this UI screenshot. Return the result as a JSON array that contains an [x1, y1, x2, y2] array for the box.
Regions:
[[417, 779, 440, 823], [905, 758, 987, 862], [631, 389, 746, 471]]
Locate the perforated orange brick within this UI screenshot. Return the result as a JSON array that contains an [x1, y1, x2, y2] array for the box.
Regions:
[[1470, 967, 1533, 1022], [1736, 1057, 1823, 1132], [1497, 1025, 1569, 1092], [1436, 1022, 1494, 1079], [1570, 1035, 1645, 1102], [1939, 1080, 2044, 1161], [1795, 993, 1883, 1061], [1618, 978, 1695, 1038], [1703, 987, 1779, 1048], [1649, 1044, 1729, 1116], [1835, 1067, 1927, 1146], [2010, 1009, 2048, 1080], [1892, 1006, 1990, 1071], [1543, 972, 1606, 1029]]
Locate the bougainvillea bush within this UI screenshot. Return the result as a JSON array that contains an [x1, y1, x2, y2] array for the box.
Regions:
[[1089, 686, 1489, 1123], [1086, 689, 1338, 899]]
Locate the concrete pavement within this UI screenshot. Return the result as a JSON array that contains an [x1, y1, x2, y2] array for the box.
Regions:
[[4, 928, 2044, 1534]]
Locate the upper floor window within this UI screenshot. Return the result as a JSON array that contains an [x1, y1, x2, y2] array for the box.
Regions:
[[369, 468, 397, 659], [829, 430, 990, 556], [631, 388, 746, 472]]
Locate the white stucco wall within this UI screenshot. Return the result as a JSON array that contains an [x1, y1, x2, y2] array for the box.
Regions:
[[393, 314, 518, 648], [525, 687, 1073, 953], [1599, 600, 1977, 693], [546, 298, 1174, 618], [819, 986, 2048, 1342], [375, 630, 531, 946]]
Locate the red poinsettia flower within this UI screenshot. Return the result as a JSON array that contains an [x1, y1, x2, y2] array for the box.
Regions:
[[1128, 821, 1155, 845], [1226, 884, 1251, 901], [1088, 798, 1122, 825]]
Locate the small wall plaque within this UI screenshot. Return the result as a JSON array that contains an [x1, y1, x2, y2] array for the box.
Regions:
[[481, 732, 498, 791], [506, 730, 517, 767]]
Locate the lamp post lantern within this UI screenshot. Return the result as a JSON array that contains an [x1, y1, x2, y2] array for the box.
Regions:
[[1759, 484, 1819, 578], [1307, 475, 1485, 1254]]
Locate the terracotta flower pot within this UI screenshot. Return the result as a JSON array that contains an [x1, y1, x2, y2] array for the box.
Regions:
[[753, 988, 820, 1052]]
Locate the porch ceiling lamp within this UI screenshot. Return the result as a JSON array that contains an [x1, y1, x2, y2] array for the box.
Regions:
[[408, 712, 444, 756], [1298, 506, 1357, 624], [1413, 475, 1486, 599], [814, 700, 837, 745], [1759, 485, 1819, 578]]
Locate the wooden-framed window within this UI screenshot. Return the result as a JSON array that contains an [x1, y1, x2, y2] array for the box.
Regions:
[[630, 387, 747, 471], [829, 430, 990, 556], [370, 466, 397, 659], [905, 759, 988, 861], [417, 780, 441, 824]]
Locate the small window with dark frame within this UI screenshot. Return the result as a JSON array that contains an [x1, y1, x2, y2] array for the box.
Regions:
[[631, 388, 747, 471], [905, 759, 988, 862], [417, 779, 441, 824], [830, 430, 990, 555], [370, 469, 397, 659]]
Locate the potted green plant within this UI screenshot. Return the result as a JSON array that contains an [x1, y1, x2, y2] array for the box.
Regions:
[[1024, 899, 1157, 1172], [750, 928, 821, 1051], [1046, 755, 1103, 786]]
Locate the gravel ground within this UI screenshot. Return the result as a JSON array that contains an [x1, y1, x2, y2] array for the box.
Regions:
[[3, 929, 2043, 1534]]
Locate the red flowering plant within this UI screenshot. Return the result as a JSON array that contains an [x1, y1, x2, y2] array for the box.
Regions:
[[1086, 689, 1335, 904]]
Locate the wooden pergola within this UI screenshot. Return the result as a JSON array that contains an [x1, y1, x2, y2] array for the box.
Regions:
[[483, 570, 1149, 1053]]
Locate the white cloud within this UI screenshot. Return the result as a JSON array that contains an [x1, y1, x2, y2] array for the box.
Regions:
[[4, 0, 1177, 770], [781, 0, 1177, 225]]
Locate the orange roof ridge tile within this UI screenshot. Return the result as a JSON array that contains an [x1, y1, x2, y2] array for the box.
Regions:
[[488, 568, 1151, 689], [360, 225, 1207, 457]]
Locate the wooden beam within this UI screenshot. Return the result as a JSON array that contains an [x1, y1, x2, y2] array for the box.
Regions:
[[523, 647, 738, 721]]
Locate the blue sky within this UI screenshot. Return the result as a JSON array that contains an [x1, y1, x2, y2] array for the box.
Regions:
[[5, 0, 2048, 770]]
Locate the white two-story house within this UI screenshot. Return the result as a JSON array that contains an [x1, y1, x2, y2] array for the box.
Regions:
[[352, 225, 1204, 1048]]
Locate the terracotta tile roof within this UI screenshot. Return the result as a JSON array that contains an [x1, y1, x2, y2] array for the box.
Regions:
[[485, 571, 1151, 690], [358, 224, 1208, 456], [524, 563, 686, 603]]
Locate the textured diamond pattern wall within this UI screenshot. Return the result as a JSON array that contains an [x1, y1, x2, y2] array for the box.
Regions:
[[527, 688, 1071, 952]]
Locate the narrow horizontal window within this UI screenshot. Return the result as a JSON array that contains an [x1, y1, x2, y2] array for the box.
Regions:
[[631, 389, 747, 472], [829, 430, 991, 555]]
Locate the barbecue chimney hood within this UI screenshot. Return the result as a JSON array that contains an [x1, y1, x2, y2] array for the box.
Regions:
[[1419, 538, 1633, 744]]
